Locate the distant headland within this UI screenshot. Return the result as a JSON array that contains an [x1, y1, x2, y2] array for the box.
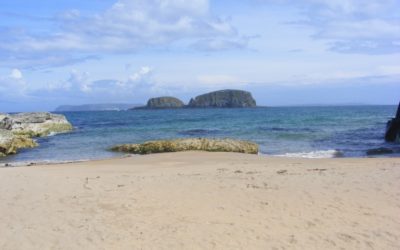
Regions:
[[55, 103, 141, 112], [135, 89, 257, 109]]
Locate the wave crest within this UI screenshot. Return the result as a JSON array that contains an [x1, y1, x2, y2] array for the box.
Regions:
[[275, 149, 343, 159]]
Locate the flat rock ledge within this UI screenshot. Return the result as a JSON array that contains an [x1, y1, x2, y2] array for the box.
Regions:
[[5, 112, 73, 137], [0, 112, 73, 157], [111, 138, 259, 155]]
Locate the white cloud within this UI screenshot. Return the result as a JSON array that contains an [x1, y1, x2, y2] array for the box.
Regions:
[[0, 69, 27, 98], [317, 19, 400, 40], [192, 37, 249, 51], [262, 0, 400, 54], [40, 66, 161, 101], [9, 69, 23, 80], [66, 0, 237, 50], [378, 65, 400, 75], [0, 0, 245, 68], [129, 66, 152, 82]]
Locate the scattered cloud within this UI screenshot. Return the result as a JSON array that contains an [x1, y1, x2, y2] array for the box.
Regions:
[[261, 0, 400, 54], [0, 0, 246, 68], [9, 68, 23, 80], [128, 66, 152, 82], [192, 37, 249, 51], [0, 68, 27, 98], [36, 66, 163, 103]]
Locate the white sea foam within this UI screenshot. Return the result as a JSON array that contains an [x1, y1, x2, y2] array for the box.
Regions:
[[274, 149, 342, 159], [0, 159, 90, 168], [47, 132, 58, 136]]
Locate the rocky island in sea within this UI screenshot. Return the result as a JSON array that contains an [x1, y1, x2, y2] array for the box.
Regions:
[[0, 112, 73, 157], [188, 89, 256, 108], [134, 89, 257, 109], [141, 97, 185, 109]]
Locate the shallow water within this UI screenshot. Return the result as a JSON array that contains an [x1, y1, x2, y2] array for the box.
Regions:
[[2, 106, 399, 164]]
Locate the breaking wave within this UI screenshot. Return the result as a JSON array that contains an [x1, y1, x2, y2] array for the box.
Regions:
[[275, 149, 343, 159]]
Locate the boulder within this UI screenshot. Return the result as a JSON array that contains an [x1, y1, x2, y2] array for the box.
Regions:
[[0, 113, 13, 130], [145, 97, 185, 109], [0, 112, 72, 158], [111, 138, 258, 155], [385, 102, 400, 142], [0, 129, 37, 157], [366, 147, 394, 156], [9, 112, 73, 137], [188, 89, 256, 108]]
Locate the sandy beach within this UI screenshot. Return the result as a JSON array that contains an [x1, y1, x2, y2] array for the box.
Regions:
[[0, 152, 399, 249]]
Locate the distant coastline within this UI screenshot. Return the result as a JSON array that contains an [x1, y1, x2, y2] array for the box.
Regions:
[[55, 103, 142, 112]]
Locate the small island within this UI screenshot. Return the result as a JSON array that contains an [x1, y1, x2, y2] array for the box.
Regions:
[[188, 89, 256, 108], [143, 97, 185, 109], [133, 89, 257, 109]]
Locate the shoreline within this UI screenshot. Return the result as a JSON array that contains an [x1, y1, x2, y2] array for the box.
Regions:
[[1, 151, 399, 249], [2, 149, 400, 168]]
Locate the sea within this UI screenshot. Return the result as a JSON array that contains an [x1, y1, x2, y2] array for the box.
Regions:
[[1, 105, 400, 165]]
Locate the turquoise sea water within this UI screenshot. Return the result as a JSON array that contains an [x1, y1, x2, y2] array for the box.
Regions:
[[1, 106, 399, 164]]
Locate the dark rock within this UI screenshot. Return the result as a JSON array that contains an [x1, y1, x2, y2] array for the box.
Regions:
[[366, 147, 394, 156], [385, 102, 400, 142], [188, 89, 256, 108], [145, 97, 184, 109]]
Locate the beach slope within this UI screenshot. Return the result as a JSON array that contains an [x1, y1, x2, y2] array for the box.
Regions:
[[0, 152, 399, 249]]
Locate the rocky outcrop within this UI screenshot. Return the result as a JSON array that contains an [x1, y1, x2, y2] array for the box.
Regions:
[[385, 102, 400, 142], [0, 129, 37, 157], [7, 112, 73, 137], [145, 97, 185, 109], [0, 113, 13, 130], [111, 138, 258, 155], [0, 112, 73, 157], [188, 90, 256, 108]]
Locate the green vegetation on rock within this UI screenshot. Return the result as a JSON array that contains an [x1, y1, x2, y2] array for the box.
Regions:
[[0, 130, 37, 157], [145, 97, 185, 109], [0, 112, 73, 157], [13, 123, 73, 137], [111, 138, 259, 155], [188, 89, 256, 108]]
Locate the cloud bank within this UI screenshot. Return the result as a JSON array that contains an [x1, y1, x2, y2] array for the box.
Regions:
[[0, 0, 246, 68]]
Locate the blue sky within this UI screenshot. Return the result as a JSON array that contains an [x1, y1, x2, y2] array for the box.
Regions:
[[0, 0, 399, 111]]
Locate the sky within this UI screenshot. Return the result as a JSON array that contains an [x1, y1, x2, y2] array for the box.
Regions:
[[0, 0, 399, 112]]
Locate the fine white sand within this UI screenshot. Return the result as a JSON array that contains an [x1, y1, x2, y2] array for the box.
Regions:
[[0, 152, 399, 249]]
